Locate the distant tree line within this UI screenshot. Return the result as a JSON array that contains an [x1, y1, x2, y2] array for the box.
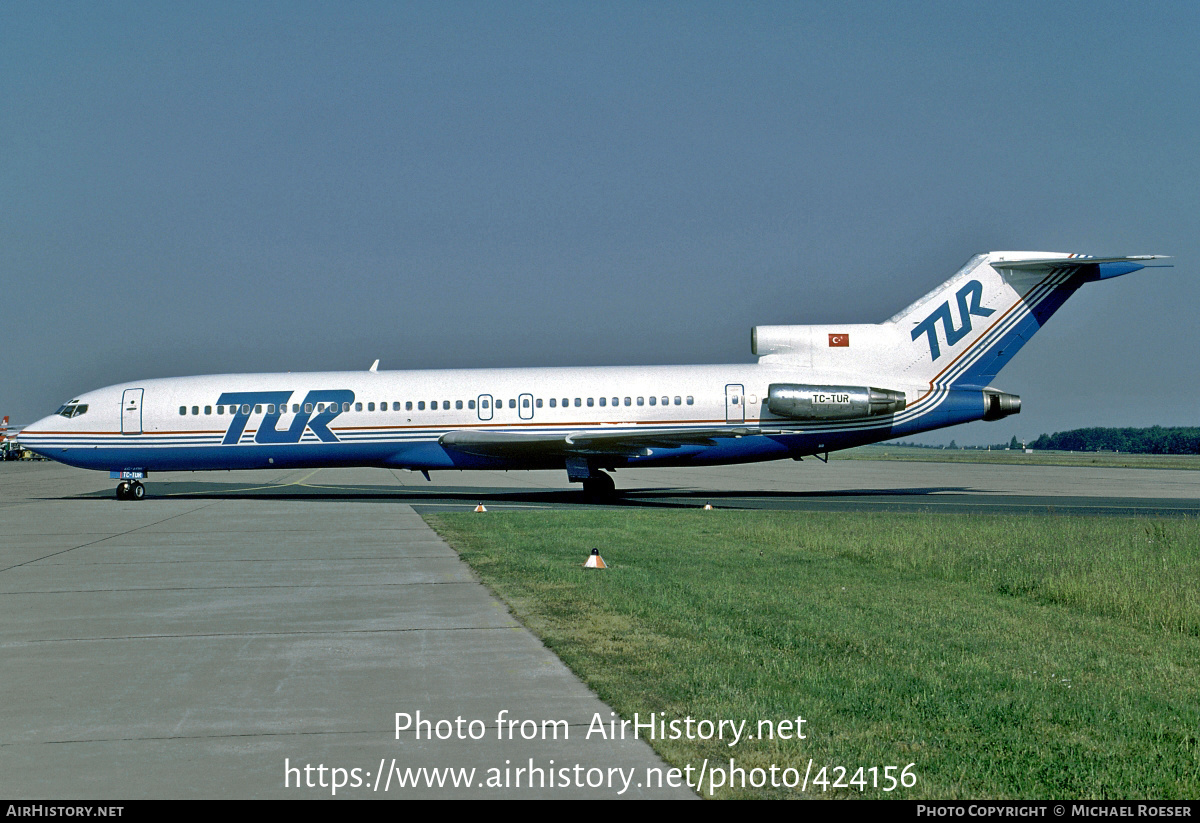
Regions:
[[890, 437, 1024, 451], [1028, 426, 1200, 454]]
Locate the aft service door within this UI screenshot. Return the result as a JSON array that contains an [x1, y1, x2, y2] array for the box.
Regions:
[[725, 384, 745, 424], [477, 394, 493, 421], [518, 393, 534, 420], [121, 388, 144, 435]]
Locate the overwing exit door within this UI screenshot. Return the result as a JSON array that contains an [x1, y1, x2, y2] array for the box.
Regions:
[[725, 384, 745, 424]]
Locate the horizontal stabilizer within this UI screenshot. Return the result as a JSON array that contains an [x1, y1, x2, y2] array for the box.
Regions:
[[991, 255, 1168, 271]]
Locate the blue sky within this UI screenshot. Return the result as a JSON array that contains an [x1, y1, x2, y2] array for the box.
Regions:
[[3, 1, 1197, 444]]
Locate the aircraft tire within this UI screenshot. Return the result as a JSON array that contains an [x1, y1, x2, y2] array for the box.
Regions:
[[131, 481, 145, 500], [581, 472, 615, 498], [116, 481, 130, 500]]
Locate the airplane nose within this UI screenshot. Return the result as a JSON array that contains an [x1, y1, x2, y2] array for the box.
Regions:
[[15, 415, 57, 443]]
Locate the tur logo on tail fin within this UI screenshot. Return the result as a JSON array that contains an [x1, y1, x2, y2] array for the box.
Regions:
[[910, 279, 995, 360]]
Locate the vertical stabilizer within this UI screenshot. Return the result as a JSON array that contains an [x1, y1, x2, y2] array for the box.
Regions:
[[886, 252, 1160, 389]]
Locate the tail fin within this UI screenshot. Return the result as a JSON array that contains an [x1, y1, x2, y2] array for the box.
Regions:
[[888, 252, 1166, 389], [753, 252, 1166, 391]]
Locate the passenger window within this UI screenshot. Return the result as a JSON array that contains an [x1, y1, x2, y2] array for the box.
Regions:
[[649, 396, 656, 406], [599, 397, 606, 407], [267, 404, 275, 414], [293, 404, 300, 413], [253, 405, 260, 414], [179, 407, 186, 415], [418, 401, 425, 410], [368, 402, 375, 411], [523, 398, 531, 408], [305, 403, 313, 413], [509, 399, 517, 409], [674, 396, 681, 405], [637, 397, 644, 406], [624, 397, 631, 406], [574, 398, 581, 407], [341, 402, 348, 412], [536, 399, 542, 408], [355, 402, 362, 411], [686, 396, 694, 405], [662, 397, 668, 406], [586, 398, 593, 407], [443, 401, 450, 410], [481, 399, 489, 409], [191, 406, 199, 415], [549, 398, 556, 408], [456, 400, 463, 410], [217, 405, 225, 414], [205, 406, 212, 415]]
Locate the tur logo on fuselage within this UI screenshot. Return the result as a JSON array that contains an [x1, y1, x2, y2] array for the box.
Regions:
[[910, 279, 995, 361], [217, 390, 354, 445]]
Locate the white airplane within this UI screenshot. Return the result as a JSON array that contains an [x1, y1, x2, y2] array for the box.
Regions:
[[18, 251, 1166, 500]]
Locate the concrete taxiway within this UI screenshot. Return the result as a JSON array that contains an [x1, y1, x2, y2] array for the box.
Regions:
[[62, 457, 1200, 516], [1, 458, 1196, 799], [0, 462, 695, 799]]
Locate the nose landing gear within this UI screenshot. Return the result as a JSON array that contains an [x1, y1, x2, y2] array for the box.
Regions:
[[116, 480, 146, 500]]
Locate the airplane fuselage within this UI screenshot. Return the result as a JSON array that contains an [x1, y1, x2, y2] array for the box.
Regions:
[[20, 362, 943, 474], [19, 252, 1164, 497]]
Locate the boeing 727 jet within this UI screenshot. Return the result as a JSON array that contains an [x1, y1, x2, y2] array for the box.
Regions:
[[18, 251, 1166, 499]]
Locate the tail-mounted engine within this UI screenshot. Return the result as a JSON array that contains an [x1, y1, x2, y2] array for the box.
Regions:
[[982, 390, 1021, 420], [767, 384, 906, 421]]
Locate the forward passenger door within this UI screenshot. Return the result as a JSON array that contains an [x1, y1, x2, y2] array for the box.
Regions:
[[121, 389, 144, 435]]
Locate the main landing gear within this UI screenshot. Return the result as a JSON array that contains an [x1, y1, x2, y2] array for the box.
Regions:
[[581, 471, 616, 499], [116, 480, 146, 500]]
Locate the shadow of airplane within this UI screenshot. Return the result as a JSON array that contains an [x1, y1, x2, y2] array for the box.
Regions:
[[75, 482, 972, 510]]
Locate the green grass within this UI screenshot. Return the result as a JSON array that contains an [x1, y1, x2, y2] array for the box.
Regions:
[[836, 444, 1200, 470], [426, 510, 1200, 799]]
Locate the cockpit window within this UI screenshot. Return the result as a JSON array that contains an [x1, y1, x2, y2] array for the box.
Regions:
[[56, 403, 89, 418]]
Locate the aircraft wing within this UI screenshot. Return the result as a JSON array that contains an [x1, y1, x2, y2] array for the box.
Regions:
[[439, 426, 782, 459]]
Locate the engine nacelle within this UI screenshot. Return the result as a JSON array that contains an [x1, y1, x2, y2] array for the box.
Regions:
[[767, 384, 906, 421], [983, 390, 1021, 420]]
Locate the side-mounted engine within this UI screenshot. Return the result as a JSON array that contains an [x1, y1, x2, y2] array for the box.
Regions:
[[767, 384, 906, 421]]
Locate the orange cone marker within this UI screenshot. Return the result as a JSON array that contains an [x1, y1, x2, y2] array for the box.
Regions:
[[583, 548, 606, 569], [474, 503, 487, 512], [703, 503, 714, 510]]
